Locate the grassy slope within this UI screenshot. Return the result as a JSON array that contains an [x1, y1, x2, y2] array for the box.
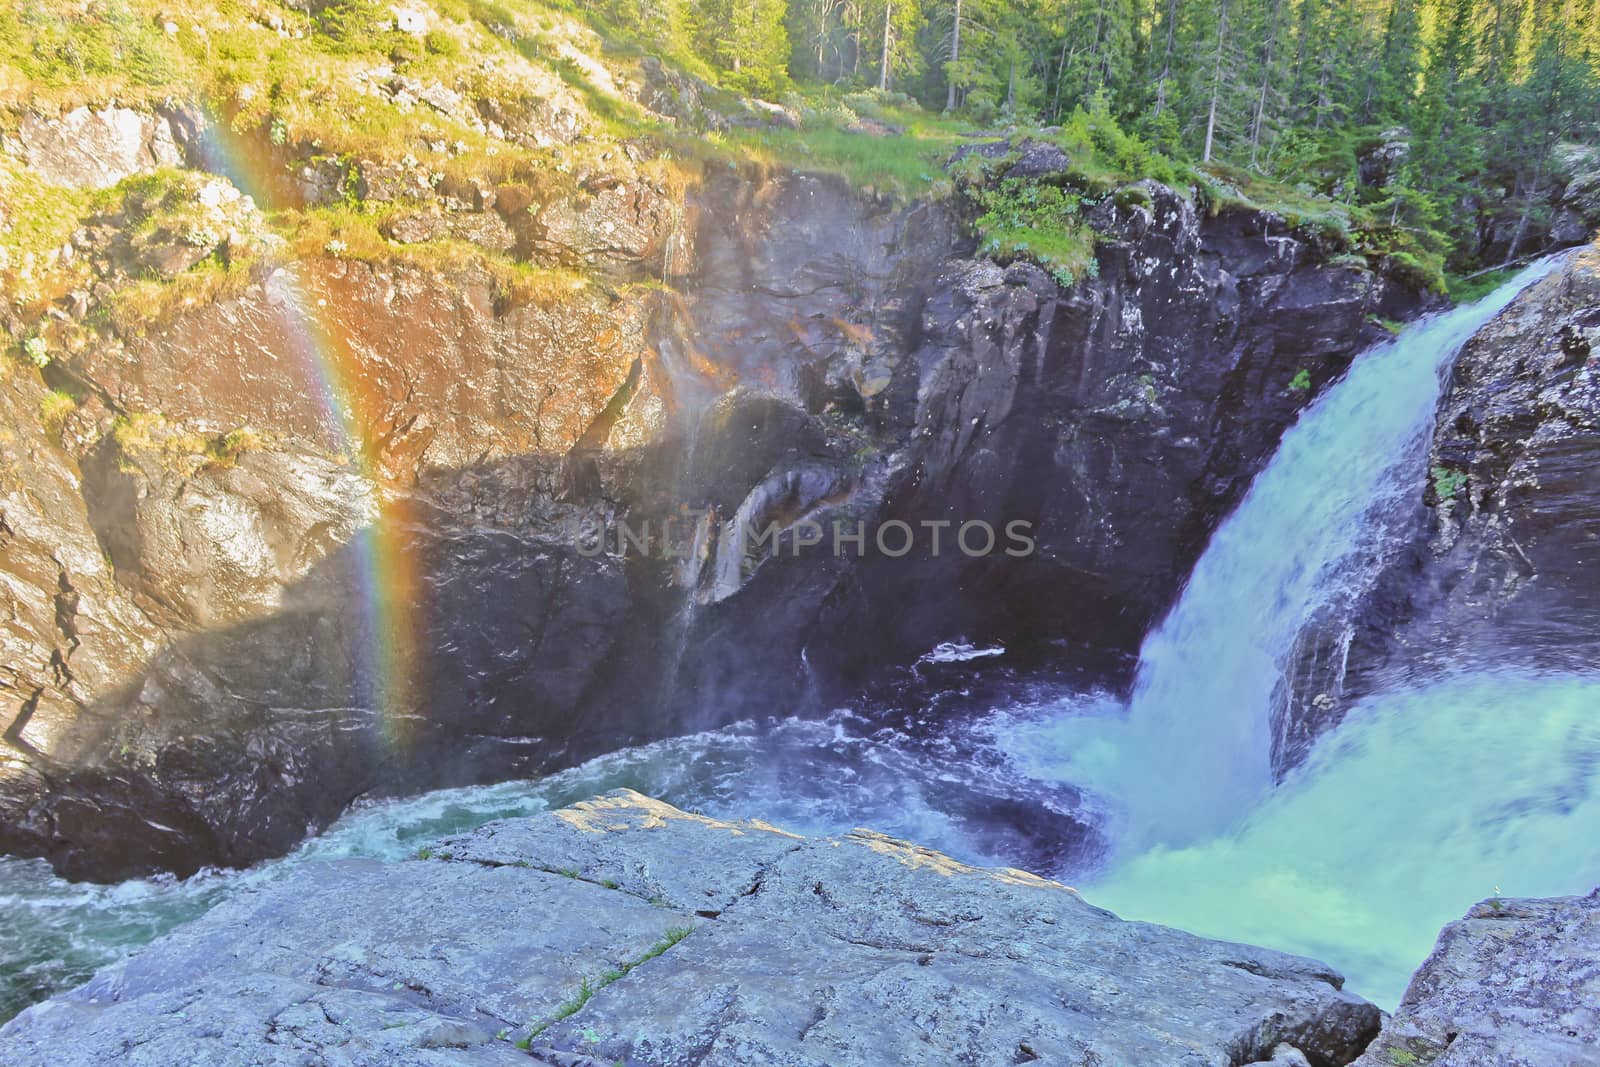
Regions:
[[2, 0, 661, 341]]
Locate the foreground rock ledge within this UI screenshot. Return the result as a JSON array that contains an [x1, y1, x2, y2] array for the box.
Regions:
[[2, 791, 1379, 1066], [1351, 891, 1600, 1067]]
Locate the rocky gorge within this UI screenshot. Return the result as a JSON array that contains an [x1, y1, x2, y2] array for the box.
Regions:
[[5, 2, 1600, 1061], [2, 64, 1431, 883]]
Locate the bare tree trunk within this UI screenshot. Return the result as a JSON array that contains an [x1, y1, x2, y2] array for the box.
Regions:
[[879, 0, 893, 90], [1507, 121, 1557, 263], [1153, 0, 1179, 118], [1288, 0, 1317, 123], [1203, 0, 1229, 162], [1248, 0, 1284, 168], [945, 0, 963, 110], [1052, 35, 1072, 118], [1085, 0, 1108, 99]]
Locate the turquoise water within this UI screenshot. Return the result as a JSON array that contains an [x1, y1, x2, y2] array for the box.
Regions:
[[987, 670, 1600, 1007]]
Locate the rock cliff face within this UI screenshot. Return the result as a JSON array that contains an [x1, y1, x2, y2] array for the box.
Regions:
[[1277, 241, 1600, 764], [7, 104, 200, 189], [1351, 890, 1600, 1067], [0, 790, 1384, 1067], [2, 99, 1424, 880]]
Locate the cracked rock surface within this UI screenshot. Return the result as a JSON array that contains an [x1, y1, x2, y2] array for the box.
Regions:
[[2, 790, 1380, 1066], [1350, 891, 1600, 1067]]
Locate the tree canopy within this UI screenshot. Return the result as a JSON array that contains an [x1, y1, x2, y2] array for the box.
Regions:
[[589, 0, 1600, 271]]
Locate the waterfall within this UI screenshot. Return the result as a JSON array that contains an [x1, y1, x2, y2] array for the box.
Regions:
[[1086, 671, 1600, 1007], [1026, 256, 1568, 853], [988, 254, 1600, 1006]]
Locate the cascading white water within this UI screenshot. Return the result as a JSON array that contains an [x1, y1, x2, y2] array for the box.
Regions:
[[1022, 257, 1568, 853], [987, 254, 1600, 1005], [1082, 671, 1600, 1007]]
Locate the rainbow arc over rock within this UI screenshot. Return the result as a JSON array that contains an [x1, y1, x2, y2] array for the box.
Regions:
[[200, 125, 424, 746]]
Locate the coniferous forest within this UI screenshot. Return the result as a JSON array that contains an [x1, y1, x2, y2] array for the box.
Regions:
[[593, 0, 1600, 277]]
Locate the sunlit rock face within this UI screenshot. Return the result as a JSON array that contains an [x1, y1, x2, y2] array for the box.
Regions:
[[9, 105, 197, 189], [1281, 244, 1600, 769], [0, 790, 1383, 1067], [74, 258, 656, 478], [0, 125, 1426, 880]]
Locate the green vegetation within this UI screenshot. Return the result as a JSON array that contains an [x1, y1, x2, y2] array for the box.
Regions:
[[1431, 465, 1469, 501], [4, 0, 1595, 348], [518, 926, 694, 1045], [1288, 369, 1313, 392], [719, 110, 958, 198], [38, 390, 77, 434], [0, 2, 182, 95], [110, 412, 274, 473], [580, 0, 1599, 284], [1446, 266, 1520, 305], [972, 179, 1097, 286]]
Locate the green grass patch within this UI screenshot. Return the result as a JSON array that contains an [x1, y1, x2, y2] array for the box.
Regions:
[[520, 926, 694, 1043], [38, 389, 77, 433], [0, 1, 186, 95], [716, 120, 960, 200], [1446, 266, 1518, 305], [970, 178, 1098, 286], [1431, 465, 1468, 501]]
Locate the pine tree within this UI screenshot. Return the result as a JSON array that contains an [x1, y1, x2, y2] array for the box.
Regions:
[[702, 0, 791, 93], [1245, 0, 1289, 167]]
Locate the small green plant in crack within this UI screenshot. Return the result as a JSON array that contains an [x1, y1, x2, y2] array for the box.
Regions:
[[1288, 368, 1313, 392], [414, 847, 433, 860], [639, 926, 694, 962], [601, 878, 619, 890], [22, 336, 50, 368], [1431, 465, 1468, 501], [1388, 1049, 1420, 1066], [522, 976, 595, 1042], [519, 927, 696, 1041]]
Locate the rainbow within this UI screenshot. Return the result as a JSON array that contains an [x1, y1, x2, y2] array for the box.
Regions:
[[196, 123, 423, 748]]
